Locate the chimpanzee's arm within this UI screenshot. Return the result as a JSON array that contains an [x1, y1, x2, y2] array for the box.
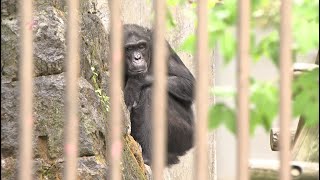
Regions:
[[167, 54, 195, 103]]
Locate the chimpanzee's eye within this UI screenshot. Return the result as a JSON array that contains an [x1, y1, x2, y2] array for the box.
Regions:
[[139, 44, 146, 50]]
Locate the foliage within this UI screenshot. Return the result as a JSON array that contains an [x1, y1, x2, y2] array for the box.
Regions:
[[91, 66, 110, 112], [292, 68, 319, 126], [209, 79, 279, 135], [208, 103, 236, 134], [208, 68, 319, 136], [166, 0, 319, 135], [175, 0, 319, 66]]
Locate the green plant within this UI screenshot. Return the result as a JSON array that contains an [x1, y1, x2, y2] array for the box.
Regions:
[[91, 66, 110, 112], [166, 0, 319, 135]]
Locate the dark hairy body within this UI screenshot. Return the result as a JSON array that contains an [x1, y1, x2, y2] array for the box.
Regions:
[[123, 24, 195, 166]]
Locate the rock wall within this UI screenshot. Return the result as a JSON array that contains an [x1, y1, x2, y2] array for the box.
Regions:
[[1, 0, 147, 179]]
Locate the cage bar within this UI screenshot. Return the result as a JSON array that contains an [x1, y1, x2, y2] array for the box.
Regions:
[[110, 0, 124, 180], [195, 0, 209, 179], [279, 0, 292, 179], [18, 0, 34, 179], [236, 0, 250, 179], [151, 0, 168, 179], [63, 0, 80, 179]]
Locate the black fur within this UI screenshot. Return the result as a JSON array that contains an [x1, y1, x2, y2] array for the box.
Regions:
[[123, 24, 195, 166]]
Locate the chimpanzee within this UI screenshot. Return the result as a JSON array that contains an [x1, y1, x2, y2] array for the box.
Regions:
[[123, 24, 194, 166]]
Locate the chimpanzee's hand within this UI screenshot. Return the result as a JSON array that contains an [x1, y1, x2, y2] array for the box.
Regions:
[[124, 78, 142, 111]]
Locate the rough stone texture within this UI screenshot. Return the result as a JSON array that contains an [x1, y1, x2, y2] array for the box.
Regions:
[[1, 17, 20, 83], [1, 1, 105, 82], [1, 6, 67, 82], [1, 0, 17, 18], [1, 1, 146, 179], [1, 74, 109, 179], [1, 74, 144, 179], [33, 7, 67, 77], [1, 156, 110, 179]]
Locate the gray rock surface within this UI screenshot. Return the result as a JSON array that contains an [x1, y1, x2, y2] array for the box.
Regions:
[[1, 0, 146, 179], [1, 74, 110, 179]]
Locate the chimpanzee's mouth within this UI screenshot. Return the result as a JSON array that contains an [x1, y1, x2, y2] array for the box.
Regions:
[[129, 68, 147, 75]]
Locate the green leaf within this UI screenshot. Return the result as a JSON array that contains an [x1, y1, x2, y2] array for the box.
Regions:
[[250, 109, 260, 135], [208, 31, 218, 49], [179, 35, 196, 53], [208, 103, 236, 134], [220, 29, 236, 64], [166, 9, 177, 30], [208, 104, 224, 130], [102, 95, 110, 102], [292, 68, 319, 126], [208, 0, 221, 8], [223, 108, 237, 134], [95, 89, 102, 95], [254, 31, 280, 66], [249, 80, 279, 134], [215, 10, 231, 20], [208, 11, 227, 32], [167, 0, 179, 6], [167, 0, 187, 6]]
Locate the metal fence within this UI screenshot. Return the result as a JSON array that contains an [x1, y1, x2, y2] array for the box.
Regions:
[[18, 0, 292, 179]]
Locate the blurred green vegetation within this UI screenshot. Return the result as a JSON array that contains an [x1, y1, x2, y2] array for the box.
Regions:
[[166, 0, 319, 135]]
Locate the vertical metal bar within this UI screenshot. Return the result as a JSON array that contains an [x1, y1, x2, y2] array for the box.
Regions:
[[110, 0, 124, 180], [237, 0, 250, 180], [195, 0, 209, 179], [18, 0, 34, 179], [279, 0, 292, 179], [152, 0, 167, 179], [63, 0, 80, 179]]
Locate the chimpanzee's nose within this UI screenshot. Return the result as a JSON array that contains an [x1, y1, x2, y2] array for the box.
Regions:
[[134, 52, 141, 60]]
